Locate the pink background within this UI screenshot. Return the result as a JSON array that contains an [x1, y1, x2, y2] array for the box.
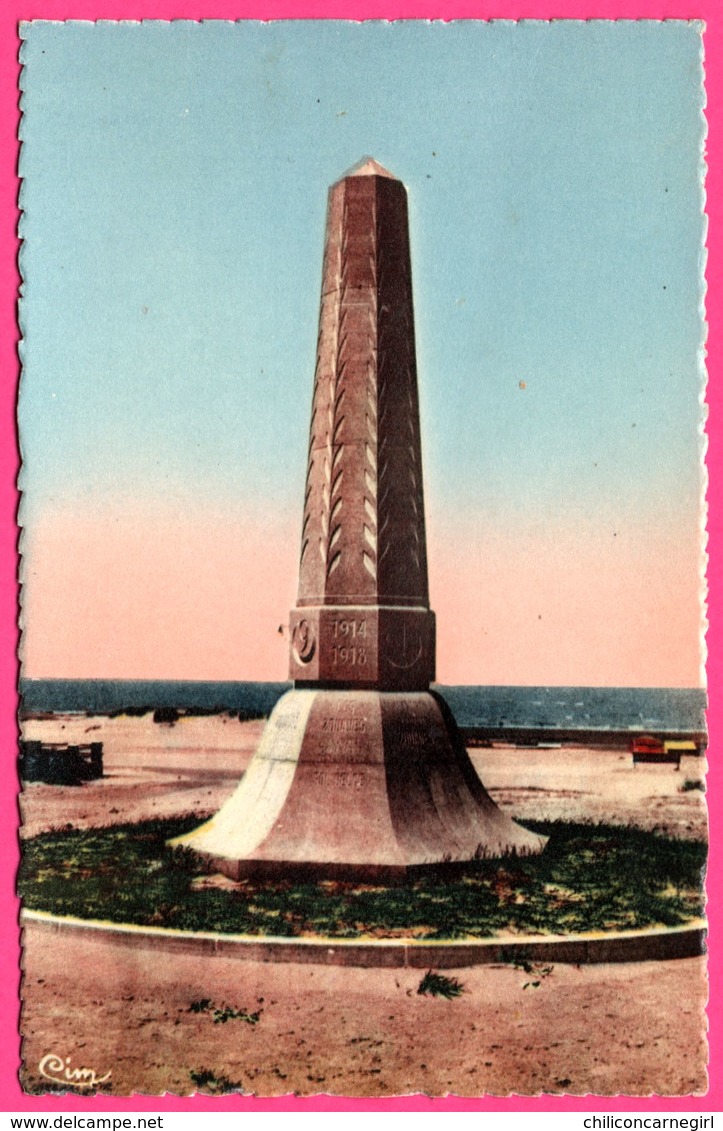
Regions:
[[2, 0, 719, 1112]]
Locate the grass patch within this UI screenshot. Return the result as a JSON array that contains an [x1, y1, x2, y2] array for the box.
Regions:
[[189, 1068, 244, 1095], [188, 999, 262, 1025], [499, 950, 555, 988], [417, 971, 465, 998], [18, 815, 706, 940], [680, 779, 706, 793]]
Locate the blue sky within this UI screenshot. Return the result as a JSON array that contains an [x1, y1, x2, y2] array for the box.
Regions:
[[17, 20, 707, 685]]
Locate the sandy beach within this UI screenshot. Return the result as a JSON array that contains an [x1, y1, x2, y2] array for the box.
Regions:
[[18, 713, 709, 1098], [19, 712, 708, 841]]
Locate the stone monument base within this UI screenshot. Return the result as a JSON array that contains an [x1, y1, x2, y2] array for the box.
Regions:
[[172, 689, 547, 879]]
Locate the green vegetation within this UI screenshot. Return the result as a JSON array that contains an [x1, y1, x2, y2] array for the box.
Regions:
[[680, 779, 706, 793], [499, 951, 555, 988], [188, 999, 262, 1025], [417, 971, 465, 998], [18, 815, 706, 940], [189, 1069, 245, 1095]]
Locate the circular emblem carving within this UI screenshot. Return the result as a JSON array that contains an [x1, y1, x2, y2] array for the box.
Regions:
[[292, 618, 316, 664], [386, 624, 423, 670]]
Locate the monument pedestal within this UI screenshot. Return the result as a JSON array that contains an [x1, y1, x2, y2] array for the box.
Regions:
[[172, 689, 546, 880]]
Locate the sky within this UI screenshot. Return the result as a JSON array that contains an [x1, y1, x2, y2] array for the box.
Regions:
[[17, 19, 707, 686]]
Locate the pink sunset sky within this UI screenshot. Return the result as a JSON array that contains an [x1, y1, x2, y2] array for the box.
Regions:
[[20, 497, 704, 687]]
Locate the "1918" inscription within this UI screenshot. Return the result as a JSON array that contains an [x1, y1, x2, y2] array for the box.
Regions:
[[331, 644, 367, 666]]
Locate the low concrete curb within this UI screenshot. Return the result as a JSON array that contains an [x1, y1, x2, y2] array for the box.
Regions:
[[21, 909, 707, 968]]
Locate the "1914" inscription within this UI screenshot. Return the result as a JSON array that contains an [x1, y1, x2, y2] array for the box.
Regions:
[[331, 618, 367, 638]]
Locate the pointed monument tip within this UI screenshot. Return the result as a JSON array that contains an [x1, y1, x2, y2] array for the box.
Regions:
[[338, 156, 398, 181]]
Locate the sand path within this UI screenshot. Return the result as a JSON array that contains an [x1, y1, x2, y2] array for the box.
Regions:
[[18, 713, 709, 1097], [19, 714, 707, 840], [20, 924, 707, 1097]]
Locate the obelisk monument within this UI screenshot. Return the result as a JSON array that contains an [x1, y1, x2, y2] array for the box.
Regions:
[[174, 158, 546, 877]]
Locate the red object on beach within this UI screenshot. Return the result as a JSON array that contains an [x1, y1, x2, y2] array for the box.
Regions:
[[631, 735, 681, 766], [630, 735, 666, 755]]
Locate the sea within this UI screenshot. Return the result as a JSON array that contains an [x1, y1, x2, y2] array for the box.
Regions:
[[18, 679, 707, 736]]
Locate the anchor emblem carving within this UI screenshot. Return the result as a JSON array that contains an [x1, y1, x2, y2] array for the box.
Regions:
[[386, 623, 423, 670]]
